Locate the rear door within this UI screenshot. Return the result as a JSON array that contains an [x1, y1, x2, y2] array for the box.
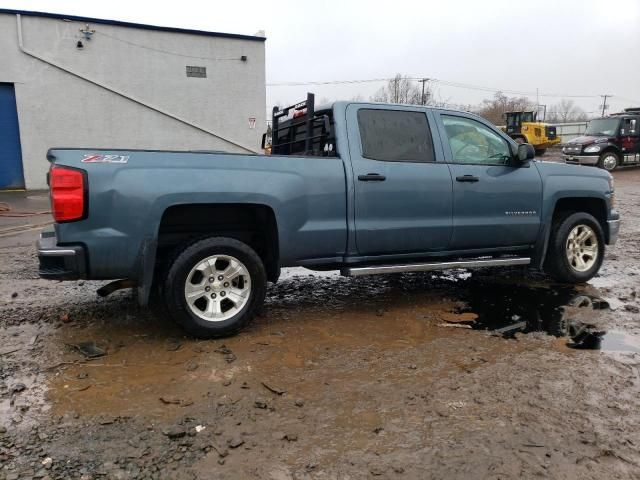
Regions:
[[435, 112, 542, 250], [347, 105, 453, 255]]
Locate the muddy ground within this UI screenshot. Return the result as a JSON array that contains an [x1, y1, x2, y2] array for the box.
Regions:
[[1, 163, 640, 480]]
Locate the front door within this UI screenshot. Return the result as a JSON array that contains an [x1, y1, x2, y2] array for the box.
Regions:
[[436, 113, 542, 250], [347, 105, 453, 256]]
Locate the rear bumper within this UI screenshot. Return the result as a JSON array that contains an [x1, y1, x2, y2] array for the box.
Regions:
[[37, 229, 87, 280], [563, 154, 598, 166]]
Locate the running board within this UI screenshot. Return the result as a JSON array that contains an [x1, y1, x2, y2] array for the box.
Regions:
[[341, 257, 531, 277]]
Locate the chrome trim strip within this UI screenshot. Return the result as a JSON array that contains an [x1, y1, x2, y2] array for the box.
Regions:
[[342, 257, 531, 277], [37, 249, 77, 256]]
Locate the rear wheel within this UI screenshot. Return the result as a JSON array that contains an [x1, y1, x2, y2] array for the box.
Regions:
[[545, 212, 604, 283], [163, 237, 267, 338], [598, 151, 619, 171]]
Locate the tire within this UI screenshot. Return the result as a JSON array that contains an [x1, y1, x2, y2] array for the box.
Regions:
[[535, 148, 547, 156], [597, 151, 619, 171], [163, 237, 267, 338], [544, 212, 605, 283]]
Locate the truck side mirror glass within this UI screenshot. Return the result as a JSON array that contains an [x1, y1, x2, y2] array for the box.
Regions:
[[261, 133, 267, 149], [517, 143, 535, 162]]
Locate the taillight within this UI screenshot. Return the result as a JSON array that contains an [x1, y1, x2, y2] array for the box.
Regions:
[[50, 166, 86, 222]]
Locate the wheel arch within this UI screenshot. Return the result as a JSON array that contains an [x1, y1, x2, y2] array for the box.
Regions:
[[535, 196, 608, 269], [600, 145, 621, 156], [137, 203, 280, 306]]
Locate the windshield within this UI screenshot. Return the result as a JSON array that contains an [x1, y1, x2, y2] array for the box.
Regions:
[[585, 118, 620, 136], [522, 112, 535, 122]]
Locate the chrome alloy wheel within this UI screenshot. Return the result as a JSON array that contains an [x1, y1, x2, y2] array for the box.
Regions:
[[601, 153, 618, 171], [184, 255, 251, 322], [565, 224, 599, 273]]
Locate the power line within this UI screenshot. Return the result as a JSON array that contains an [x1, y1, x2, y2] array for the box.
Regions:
[[266, 76, 609, 99], [266, 78, 393, 87], [94, 30, 243, 61], [433, 79, 601, 98], [613, 95, 640, 105]]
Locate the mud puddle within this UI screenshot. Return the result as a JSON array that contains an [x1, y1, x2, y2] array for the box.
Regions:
[[40, 271, 629, 423], [445, 280, 640, 354]]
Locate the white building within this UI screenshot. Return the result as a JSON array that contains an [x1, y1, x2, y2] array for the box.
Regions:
[[0, 9, 266, 189]]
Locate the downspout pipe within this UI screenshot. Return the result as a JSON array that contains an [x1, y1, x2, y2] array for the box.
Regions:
[[15, 14, 260, 154]]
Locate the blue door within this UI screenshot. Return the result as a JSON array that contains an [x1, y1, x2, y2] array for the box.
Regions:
[[0, 83, 25, 189], [437, 112, 542, 249], [347, 105, 453, 255]]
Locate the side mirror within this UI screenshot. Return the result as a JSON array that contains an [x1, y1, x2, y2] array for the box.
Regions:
[[261, 133, 267, 150], [517, 143, 535, 163]]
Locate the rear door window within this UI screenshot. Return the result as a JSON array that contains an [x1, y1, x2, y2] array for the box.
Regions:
[[357, 109, 435, 162]]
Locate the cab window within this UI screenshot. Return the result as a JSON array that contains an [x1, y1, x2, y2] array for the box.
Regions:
[[442, 115, 511, 165], [357, 109, 435, 162]]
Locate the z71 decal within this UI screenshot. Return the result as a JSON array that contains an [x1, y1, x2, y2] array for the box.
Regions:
[[81, 154, 129, 164]]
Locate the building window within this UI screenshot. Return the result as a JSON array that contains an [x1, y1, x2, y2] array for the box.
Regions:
[[186, 66, 207, 78]]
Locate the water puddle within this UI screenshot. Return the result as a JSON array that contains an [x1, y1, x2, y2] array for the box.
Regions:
[[568, 330, 640, 353], [447, 281, 638, 353]]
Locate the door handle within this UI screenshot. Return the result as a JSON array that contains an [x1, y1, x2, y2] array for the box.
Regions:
[[456, 175, 479, 183], [358, 173, 386, 181]]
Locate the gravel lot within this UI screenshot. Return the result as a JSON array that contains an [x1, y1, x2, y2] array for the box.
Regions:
[[1, 162, 639, 480]]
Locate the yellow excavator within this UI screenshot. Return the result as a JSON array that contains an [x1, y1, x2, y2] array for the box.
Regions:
[[502, 111, 561, 155]]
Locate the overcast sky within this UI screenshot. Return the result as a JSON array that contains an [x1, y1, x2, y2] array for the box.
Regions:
[[2, 0, 639, 116]]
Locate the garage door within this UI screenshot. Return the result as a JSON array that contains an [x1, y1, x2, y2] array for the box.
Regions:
[[0, 83, 25, 189]]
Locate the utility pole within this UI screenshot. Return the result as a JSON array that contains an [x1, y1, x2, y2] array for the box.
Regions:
[[418, 78, 430, 105], [600, 94, 610, 117]]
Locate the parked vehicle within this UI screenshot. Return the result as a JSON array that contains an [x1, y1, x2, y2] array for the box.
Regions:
[[38, 94, 619, 337], [501, 110, 560, 155], [563, 108, 640, 171]]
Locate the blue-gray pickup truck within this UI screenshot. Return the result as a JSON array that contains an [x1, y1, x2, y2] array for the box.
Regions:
[[38, 95, 620, 337]]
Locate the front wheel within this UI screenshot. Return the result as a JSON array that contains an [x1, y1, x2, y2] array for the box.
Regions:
[[598, 151, 619, 171], [544, 212, 605, 283], [163, 237, 267, 338]]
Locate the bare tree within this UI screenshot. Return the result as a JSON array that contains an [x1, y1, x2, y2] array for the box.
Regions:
[[475, 92, 533, 125], [370, 74, 425, 105], [547, 99, 588, 123]]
